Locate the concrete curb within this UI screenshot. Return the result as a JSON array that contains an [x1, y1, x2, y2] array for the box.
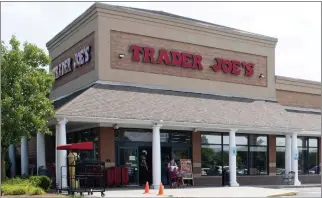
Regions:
[[255, 184, 320, 189], [267, 192, 297, 197]]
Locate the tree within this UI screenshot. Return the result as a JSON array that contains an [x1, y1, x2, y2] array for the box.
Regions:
[[1, 36, 55, 181]]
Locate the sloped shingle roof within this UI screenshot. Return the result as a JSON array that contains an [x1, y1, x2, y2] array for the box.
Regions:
[[56, 84, 297, 130], [287, 111, 321, 131]]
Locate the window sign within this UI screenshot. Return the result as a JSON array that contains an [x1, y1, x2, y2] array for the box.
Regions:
[[231, 147, 237, 156], [294, 151, 299, 160]]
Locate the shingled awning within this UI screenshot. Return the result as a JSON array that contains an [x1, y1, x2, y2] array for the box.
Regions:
[[287, 110, 321, 134], [55, 84, 299, 132]]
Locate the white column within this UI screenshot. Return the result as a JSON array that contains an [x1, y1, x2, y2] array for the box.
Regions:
[[229, 129, 239, 187], [8, 144, 16, 177], [285, 134, 292, 175], [55, 125, 59, 188], [152, 121, 162, 189], [37, 132, 46, 174], [291, 133, 301, 186], [21, 136, 29, 176], [56, 118, 68, 189]]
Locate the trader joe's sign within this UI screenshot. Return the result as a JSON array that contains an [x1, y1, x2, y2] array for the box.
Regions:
[[129, 45, 254, 77], [52, 45, 92, 79]]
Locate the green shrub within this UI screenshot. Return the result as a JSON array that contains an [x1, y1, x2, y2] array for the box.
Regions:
[[27, 186, 45, 195], [2, 176, 49, 195], [1, 184, 28, 195], [4, 177, 28, 185], [29, 176, 51, 191]]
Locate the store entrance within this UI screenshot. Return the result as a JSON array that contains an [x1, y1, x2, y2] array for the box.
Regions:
[[138, 147, 152, 185], [118, 147, 139, 185], [115, 129, 192, 186], [137, 146, 173, 186], [161, 147, 172, 185]]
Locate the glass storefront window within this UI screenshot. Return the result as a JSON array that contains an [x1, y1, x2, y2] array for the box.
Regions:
[[67, 128, 99, 160], [222, 145, 248, 175], [236, 145, 248, 175], [201, 134, 221, 144], [298, 147, 308, 174], [172, 148, 189, 165], [276, 137, 285, 147], [276, 147, 285, 175], [166, 131, 192, 144], [201, 145, 222, 176], [115, 130, 153, 142], [201, 133, 268, 176], [115, 129, 191, 144], [297, 137, 308, 147], [308, 148, 319, 174], [223, 135, 248, 145], [276, 136, 320, 175], [249, 146, 267, 175], [249, 135, 267, 146], [309, 138, 318, 147]]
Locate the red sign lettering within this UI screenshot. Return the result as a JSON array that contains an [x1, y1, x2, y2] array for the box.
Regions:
[[129, 45, 255, 77], [170, 51, 182, 66], [129, 45, 203, 70], [211, 58, 254, 77]]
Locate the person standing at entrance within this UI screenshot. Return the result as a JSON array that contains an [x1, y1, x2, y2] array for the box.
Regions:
[[168, 158, 178, 187], [139, 150, 150, 185], [162, 156, 170, 185]]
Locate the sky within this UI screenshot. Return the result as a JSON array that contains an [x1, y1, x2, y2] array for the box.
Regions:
[[2, 1, 321, 82]]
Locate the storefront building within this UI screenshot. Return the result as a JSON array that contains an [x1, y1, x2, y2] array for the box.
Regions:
[[9, 3, 321, 188]]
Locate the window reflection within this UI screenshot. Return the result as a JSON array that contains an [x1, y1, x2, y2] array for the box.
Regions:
[[249, 146, 267, 175], [201, 133, 267, 176], [236, 145, 248, 175], [276, 146, 285, 175], [309, 138, 318, 147], [67, 128, 99, 160], [297, 137, 307, 147], [172, 149, 189, 165], [276, 136, 319, 175], [249, 135, 267, 146], [276, 137, 285, 147], [201, 134, 221, 144], [308, 148, 319, 174], [201, 145, 222, 176], [223, 135, 248, 145], [115, 130, 153, 142], [115, 129, 191, 144], [168, 131, 191, 144]]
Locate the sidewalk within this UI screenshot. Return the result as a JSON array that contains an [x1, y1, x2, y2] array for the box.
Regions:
[[89, 186, 298, 197]]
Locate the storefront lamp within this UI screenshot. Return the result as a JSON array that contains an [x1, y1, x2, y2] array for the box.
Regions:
[[259, 73, 265, 78], [118, 54, 125, 58], [113, 124, 119, 129]]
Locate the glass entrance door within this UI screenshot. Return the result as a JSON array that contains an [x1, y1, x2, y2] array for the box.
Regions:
[[118, 147, 139, 185]]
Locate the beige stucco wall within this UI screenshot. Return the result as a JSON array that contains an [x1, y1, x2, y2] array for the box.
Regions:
[[96, 5, 277, 100], [47, 3, 278, 101]]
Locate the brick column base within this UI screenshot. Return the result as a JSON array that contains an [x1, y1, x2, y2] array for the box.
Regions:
[[192, 131, 201, 176], [99, 127, 115, 165]]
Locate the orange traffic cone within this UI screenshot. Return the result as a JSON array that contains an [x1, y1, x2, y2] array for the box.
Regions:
[[157, 183, 164, 196], [143, 181, 150, 194]]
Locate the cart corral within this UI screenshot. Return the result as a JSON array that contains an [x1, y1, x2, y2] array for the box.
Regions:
[[56, 141, 106, 197]]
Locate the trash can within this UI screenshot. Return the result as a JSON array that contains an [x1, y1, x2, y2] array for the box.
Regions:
[[222, 169, 230, 186]]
